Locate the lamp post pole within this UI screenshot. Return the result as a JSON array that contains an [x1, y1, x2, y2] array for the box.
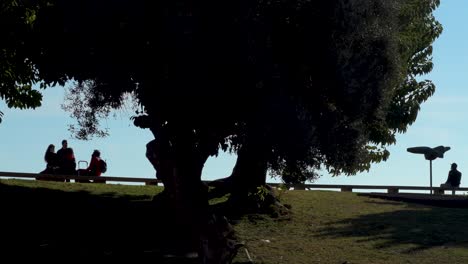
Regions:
[[406, 146, 451, 195], [430, 160, 433, 195]]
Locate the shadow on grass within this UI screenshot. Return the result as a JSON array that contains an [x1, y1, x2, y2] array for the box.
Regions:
[[313, 202, 468, 253], [364, 200, 406, 206], [0, 182, 200, 263]]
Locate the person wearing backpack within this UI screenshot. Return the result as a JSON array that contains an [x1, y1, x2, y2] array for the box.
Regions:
[[86, 150, 106, 183]]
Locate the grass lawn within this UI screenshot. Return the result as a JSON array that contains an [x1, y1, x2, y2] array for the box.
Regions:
[[1, 179, 468, 263], [234, 190, 468, 264]]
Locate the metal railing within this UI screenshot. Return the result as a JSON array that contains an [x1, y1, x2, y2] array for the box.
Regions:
[[0, 171, 160, 185], [0, 171, 465, 194]]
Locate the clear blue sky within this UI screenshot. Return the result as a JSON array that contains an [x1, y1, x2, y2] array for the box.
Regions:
[[0, 1, 466, 187]]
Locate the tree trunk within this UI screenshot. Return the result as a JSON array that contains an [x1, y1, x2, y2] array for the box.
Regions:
[[208, 143, 268, 202], [230, 144, 268, 196], [146, 129, 242, 263], [210, 142, 271, 216], [209, 142, 290, 218], [146, 128, 208, 251], [172, 135, 210, 252]]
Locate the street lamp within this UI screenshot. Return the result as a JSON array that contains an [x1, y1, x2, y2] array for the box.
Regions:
[[407, 146, 450, 195]]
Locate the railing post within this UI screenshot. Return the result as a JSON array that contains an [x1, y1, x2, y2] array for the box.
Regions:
[[294, 184, 306, 190], [433, 187, 444, 195], [341, 187, 352, 192], [387, 188, 399, 194], [145, 181, 158, 186], [452, 188, 458, 195]]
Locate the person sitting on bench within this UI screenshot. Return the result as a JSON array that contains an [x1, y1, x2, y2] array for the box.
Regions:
[[441, 163, 462, 188], [37, 144, 59, 181], [40, 144, 58, 174], [77, 150, 105, 183]]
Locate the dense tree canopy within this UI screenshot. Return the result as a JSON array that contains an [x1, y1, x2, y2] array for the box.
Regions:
[[1, 0, 441, 177], [1, 0, 442, 199]]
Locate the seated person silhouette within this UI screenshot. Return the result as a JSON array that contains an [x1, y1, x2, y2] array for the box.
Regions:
[[77, 150, 105, 183], [37, 144, 59, 181], [440, 163, 462, 188]]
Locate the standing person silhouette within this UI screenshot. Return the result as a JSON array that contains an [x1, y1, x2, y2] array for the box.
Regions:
[[56, 140, 68, 171], [57, 140, 76, 181]]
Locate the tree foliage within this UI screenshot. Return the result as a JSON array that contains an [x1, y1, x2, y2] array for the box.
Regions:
[[2, 0, 441, 186], [0, 0, 45, 111], [384, 0, 442, 135], [269, 0, 442, 178], [353, 0, 442, 176]]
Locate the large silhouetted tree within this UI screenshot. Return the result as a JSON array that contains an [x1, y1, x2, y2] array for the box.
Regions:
[[211, 0, 442, 208], [1, 0, 441, 262]]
